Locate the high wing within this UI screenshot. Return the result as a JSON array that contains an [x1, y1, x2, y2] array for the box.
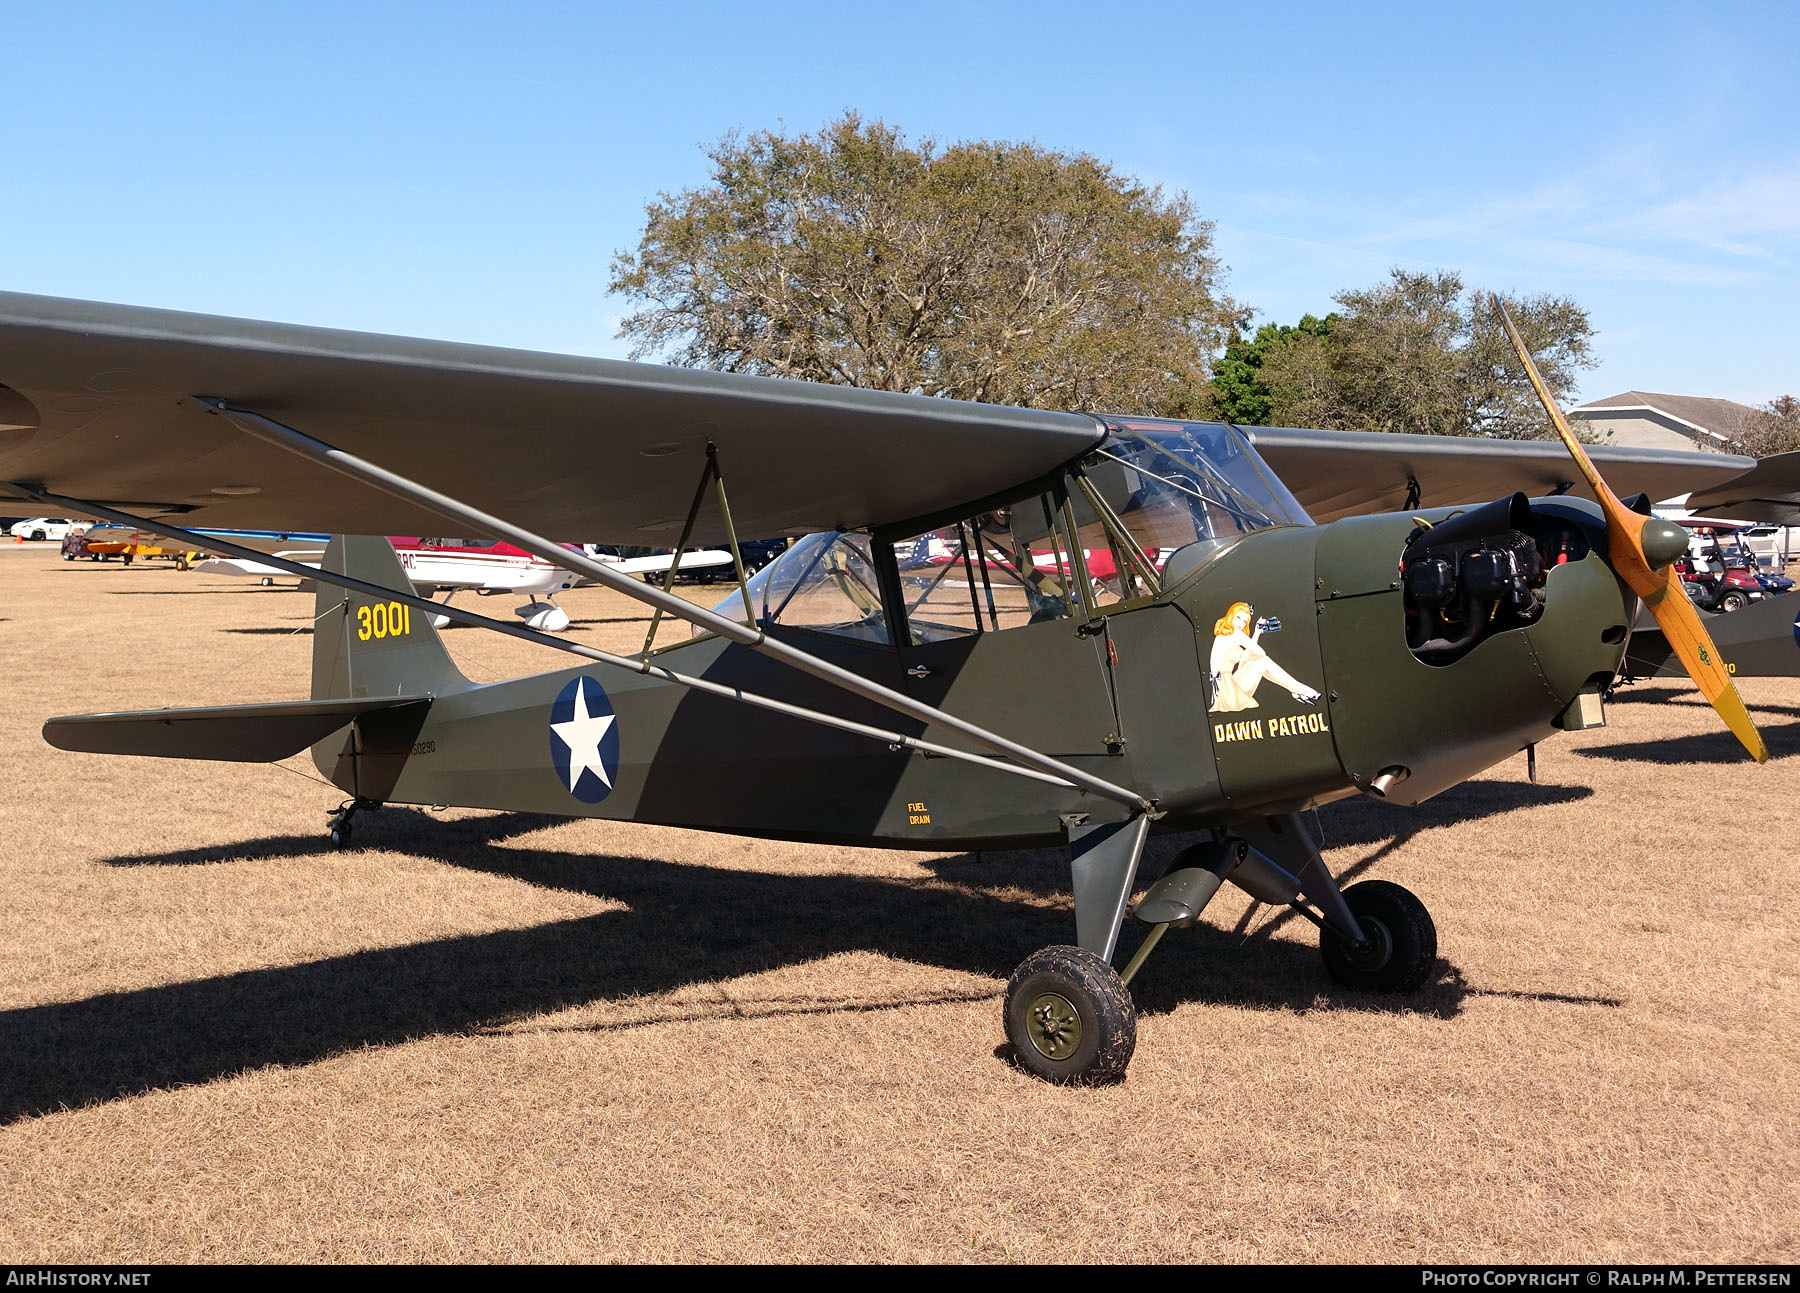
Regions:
[[1245, 425, 1753, 523], [0, 291, 1762, 543], [1681, 450, 1800, 523], [0, 292, 1102, 543]]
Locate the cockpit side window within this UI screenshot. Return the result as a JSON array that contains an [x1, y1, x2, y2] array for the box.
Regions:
[[709, 531, 892, 644], [890, 494, 1075, 645]]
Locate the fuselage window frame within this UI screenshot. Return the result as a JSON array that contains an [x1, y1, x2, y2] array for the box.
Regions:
[[876, 477, 1094, 648]]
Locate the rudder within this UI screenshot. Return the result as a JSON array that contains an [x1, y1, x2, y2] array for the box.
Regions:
[[311, 535, 469, 702]]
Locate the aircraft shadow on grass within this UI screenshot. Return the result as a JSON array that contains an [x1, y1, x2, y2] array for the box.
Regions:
[[1575, 718, 1800, 765], [0, 786, 1619, 1124], [1608, 684, 1800, 721]]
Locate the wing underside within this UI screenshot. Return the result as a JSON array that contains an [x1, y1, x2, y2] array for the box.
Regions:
[[0, 291, 1103, 545], [0, 292, 1764, 542], [1681, 450, 1800, 524], [1246, 425, 1755, 524]]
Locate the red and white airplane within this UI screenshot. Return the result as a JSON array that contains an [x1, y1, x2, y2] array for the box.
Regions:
[[200, 537, 733, 631]]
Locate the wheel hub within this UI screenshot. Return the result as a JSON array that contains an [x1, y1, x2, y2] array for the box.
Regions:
[[1342, 916, 1393, 973], [1025, 991, 1082, 1060]]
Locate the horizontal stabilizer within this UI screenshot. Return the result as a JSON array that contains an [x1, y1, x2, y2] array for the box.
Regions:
[[1626, 595, 1800, 679], [44, 697, 432, 762]]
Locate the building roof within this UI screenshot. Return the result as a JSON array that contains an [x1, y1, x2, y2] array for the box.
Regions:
[[1571, 390, 1761, 444]]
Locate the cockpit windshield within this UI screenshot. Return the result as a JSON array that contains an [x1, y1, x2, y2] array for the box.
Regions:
[[1081, 419, 1310, 589]]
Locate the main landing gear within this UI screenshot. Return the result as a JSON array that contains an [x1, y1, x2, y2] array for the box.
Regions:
[[1002, 814, 1438, 1085], [515, 596, 570, 633], [1004, 946, 1137, 1084]]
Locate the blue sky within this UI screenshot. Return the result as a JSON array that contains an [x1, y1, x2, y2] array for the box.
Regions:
[[4, 0, 1795, 405]]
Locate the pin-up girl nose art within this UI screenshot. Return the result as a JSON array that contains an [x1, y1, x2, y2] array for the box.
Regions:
[[1207, 600, 1323, 714]]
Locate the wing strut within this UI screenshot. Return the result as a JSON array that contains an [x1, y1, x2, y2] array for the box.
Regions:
[[637, 441, 758, 657], [26, 489, 1141, 807], [185, 398, 1151, 809]]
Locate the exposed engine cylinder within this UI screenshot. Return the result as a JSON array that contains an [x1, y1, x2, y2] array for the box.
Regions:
[[1399, 493, 1579, 664]]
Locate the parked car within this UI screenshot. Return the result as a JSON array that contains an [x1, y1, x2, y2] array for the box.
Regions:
[[9, 517, 79, 542]]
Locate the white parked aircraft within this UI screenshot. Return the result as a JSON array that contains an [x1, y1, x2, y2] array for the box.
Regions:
[[200, 536, 733, 631]]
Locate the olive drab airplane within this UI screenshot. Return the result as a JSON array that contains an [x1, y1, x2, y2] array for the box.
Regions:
[[0, 290, 1790, 1085]]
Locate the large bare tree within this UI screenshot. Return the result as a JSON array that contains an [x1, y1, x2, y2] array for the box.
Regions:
[[611, 113, 1245, 413], [1727, 396, 1800, 457]]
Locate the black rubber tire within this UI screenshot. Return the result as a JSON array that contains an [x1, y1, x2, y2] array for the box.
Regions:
[[1719, 591, 1747, 613], [1321, 880, 1437, 992], [29, 530, 45, 542], [329, 823, 351, 850], [121, 553, 132, 566], [1004, 945, 1136, 1085]]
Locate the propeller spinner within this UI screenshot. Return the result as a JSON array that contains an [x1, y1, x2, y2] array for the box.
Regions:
[[1491, 296, 1768, 763]]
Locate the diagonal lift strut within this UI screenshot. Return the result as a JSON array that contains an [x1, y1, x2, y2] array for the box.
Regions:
[[185, 397, 1151, 811], [21, 489, 1119, 797]]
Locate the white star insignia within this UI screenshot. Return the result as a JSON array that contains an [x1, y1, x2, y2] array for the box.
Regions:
[[551, 681, 615, 793]]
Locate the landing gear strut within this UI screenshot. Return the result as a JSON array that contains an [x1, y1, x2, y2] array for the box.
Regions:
[[1005, 814, 1440, 1084], [1004, 816, 1147, 1084], [328, 796, 382, 849]]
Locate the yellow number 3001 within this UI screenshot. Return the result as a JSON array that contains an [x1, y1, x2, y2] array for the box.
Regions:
[[356, 601, 412, 642]]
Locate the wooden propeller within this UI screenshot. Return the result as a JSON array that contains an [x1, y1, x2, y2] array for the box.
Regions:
[[1491, 296, 1767, 764]]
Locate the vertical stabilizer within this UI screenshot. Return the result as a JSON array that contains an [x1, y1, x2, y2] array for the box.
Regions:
[[311, 536, 468, 702]]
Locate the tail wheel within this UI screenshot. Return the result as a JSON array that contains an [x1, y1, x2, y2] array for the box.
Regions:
[[1321, 880, 1437, 992], [1004, 945, 1136, 1085]]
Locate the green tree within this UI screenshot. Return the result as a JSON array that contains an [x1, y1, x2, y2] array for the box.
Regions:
[[1220, 268, 1597, 438], [1209, 314, 1337, 425], [611, 113, 1246, 413]]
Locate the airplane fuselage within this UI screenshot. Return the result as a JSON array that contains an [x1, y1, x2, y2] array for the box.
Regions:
[[314, 498, 1633, 849]]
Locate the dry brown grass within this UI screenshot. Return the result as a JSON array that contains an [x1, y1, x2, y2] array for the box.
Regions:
[[0, 544, 1795, 1263]]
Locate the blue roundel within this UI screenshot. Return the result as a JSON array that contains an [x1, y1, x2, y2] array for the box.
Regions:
[[549, 676, 620, 804]]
